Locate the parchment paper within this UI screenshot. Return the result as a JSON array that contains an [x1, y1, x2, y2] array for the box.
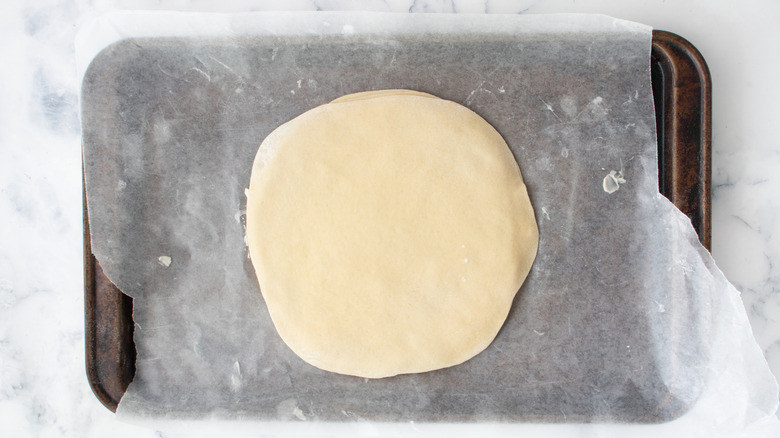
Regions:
[[79, 11, 779, 434]]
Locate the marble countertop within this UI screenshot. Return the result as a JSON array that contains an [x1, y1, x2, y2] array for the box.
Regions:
[[2, 1, 779, 437]]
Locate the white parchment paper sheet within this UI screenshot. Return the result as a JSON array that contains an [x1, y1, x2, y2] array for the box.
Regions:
[[78, 11, 779, 436]]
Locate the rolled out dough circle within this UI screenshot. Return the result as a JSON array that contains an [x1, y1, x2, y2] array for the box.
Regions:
[[246, 90, 538, 378]]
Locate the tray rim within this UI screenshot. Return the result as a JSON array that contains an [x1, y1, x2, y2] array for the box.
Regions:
[[83, 29, 713, 416], [651, 29, 712, 249]]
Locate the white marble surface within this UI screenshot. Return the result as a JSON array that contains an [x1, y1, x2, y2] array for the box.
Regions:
[[1, 0, 779, 437]]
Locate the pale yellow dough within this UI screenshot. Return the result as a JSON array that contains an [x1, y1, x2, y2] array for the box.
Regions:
[[246, 90, 538, 378]]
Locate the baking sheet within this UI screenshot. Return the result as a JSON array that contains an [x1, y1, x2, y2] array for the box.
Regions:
[[79, 11, 778, 429]]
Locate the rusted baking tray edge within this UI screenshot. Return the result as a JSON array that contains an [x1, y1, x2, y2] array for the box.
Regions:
[[652, 30, 712, 249], [84, 29, 712, 413]]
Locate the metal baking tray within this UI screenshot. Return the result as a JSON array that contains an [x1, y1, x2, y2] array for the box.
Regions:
[[84, 30, 711, 414]]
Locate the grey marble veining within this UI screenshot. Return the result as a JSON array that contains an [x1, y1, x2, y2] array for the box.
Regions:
[[2, 0, 779, 437]]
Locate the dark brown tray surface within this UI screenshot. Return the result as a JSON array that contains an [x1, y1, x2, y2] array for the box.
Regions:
[[84, 30, 712, 414]]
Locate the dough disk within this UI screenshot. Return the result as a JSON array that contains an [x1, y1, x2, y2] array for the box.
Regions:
[[246, 90, 538, 378]]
